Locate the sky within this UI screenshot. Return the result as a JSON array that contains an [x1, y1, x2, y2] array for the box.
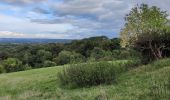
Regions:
[[0, 0, 170, 39]]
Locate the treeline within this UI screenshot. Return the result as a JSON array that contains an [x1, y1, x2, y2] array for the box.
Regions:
[[0, 36, 140, 73]]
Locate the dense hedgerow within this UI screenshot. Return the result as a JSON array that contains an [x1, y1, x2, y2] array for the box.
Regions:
[[58, 60, 140, 88]]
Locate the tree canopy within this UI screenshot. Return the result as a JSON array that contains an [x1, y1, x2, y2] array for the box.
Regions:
[[120, 4, 170, 59]]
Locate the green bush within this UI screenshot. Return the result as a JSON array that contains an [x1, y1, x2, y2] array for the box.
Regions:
[[0, 64, 5, 73], [43, 60, 56, 67], [23, 64, 32, 70], [58, 60, 140, 88], [112, 49, 141, 60], [3, 58, 23, 73]]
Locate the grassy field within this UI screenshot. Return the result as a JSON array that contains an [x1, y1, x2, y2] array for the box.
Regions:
[[0, 60, 169, 100]]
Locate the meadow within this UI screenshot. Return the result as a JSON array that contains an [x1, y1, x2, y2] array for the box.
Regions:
[[0, 59, 169, 100]]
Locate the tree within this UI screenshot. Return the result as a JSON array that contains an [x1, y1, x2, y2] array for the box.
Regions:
[[54, 51, 84, 65], [43, 60, 56, 67], [0, 51, 8, 61], [36, 50, 52, 63], [90, 47, 106, 60], [3, 58, 23, 72], [120, 4, 170, 60]]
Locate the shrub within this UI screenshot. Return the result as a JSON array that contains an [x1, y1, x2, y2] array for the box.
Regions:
[[112, 49, 141, 60], [23, 64, 32, 70], [0, 64, 5, 73], [2, 58, 23, 73], [43, 60, 56, 67], [58, 62, 116, 88], [58, 60, 140, 88]]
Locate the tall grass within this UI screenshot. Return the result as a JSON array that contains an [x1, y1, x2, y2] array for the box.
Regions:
[[148, 59, 170, 99], [58, 60, 140, 88]]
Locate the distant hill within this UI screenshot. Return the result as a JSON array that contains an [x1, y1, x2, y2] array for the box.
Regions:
[[0, 38, 73, 43]]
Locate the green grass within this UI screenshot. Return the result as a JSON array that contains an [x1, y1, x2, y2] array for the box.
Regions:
[[0, 59, 169, 100]]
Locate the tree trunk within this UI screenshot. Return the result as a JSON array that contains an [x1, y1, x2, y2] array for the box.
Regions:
[[149, 41, 163, 60]]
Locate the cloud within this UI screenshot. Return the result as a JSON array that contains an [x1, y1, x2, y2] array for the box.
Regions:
[[0, 0, 47, 6], [0, 0, 170, 39], [134, 0, 170, 15], [30, 0, 133, 38], [32, 7, 50, 14], [0, 14, 74, 38], [0, 31, 71, 39], [0, 31, 24, 37]]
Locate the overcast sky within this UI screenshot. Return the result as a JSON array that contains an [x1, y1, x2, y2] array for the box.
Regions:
[[0, 0, 170, 39]]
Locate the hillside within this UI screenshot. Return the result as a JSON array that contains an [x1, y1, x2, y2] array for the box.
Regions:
[[0, 59, 169, 100]]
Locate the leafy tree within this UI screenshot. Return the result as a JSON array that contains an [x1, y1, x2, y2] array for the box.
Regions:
[[3, 58, 23, 72], [110, 38, 121, 49], [121, 4, 170, 60], [37, 50, 52, 60], [0, 51, 8, 61], [90, 47, 112, 61], [70, 52, 85, 63], [54, 51, 84, 65], [43, 60, 56, 67], [90, 47, 106, 60], [54, 50, 72, 65]]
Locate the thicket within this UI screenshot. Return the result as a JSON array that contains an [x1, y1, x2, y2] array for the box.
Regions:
[[58, 60, 140, 88]]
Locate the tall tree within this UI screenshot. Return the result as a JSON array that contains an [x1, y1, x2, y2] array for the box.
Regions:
[[120, 4, 170, 59]]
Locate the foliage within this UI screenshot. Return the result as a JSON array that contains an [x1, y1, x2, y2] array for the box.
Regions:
[[2, 58, 23, 73], [120, 4, 170, 60], [37, 50, 52, 61], [150, 58, 170, 69], [58, 60, 140, 88], [0, 36, 139, 73], [58, 62, 117, 88], [43, 60, 56, 67], [0, 64, 5, 73], [54, 50, 85, 65], [23, 64, 32, 70], [90, 47, 109, 61], [112, 49, 141, 60], [65, 36, 120, 57]]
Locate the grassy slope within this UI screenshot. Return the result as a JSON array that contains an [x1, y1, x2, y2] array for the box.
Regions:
[[0, 60, 169, 100]]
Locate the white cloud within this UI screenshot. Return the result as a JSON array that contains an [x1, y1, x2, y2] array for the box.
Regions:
[[0, 0, 170, 39], [0, 0, 47, 6], [0, 31, 24, 37], [0, 14, 74, 38], [0, 31, 71, 39]]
